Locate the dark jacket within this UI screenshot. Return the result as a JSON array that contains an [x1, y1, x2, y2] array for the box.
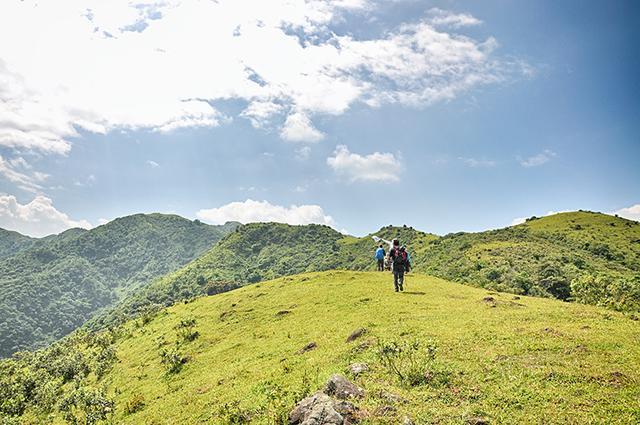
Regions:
[[390, 248, 408, 272]]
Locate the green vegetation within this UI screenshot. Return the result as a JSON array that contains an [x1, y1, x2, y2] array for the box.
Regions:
[[419, 211, 640, 311], [0, 227, 35, 259], [0, 328, 118, 424], [4, 271, 638, 423], [99, 212, 639, 333], [0, 214, 238, 357], [95, 223, 437, 327]]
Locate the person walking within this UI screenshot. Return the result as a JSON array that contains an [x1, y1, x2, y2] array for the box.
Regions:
[[374, 244, 386, 271], [389, 239, 409, 292]]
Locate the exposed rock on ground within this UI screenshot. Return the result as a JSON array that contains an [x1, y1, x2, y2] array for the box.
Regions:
[[324, 374, 365, 399], [346, 328, 367, 342], [348, 363, 369, 377], [289, 375, 364, 424]]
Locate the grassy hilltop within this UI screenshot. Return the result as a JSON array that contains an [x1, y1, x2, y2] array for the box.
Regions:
[[98, 211, 639, 330], [4, 271, 639, 424]]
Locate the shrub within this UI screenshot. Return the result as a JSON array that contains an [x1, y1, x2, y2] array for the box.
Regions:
[[175, 318, 199, 342], [159, 347, 188, 374], [123, 393, 145, 415], [376, 338, 446, 387], [538, 262, 571, 300], [572, 274, 640, 312], [486, 269, 501, 281]]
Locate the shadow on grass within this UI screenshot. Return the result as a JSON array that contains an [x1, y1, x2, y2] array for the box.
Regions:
[[402, 291, 426, 295]]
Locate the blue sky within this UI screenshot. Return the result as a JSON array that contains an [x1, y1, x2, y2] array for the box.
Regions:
[[0, 0, 638, 237]]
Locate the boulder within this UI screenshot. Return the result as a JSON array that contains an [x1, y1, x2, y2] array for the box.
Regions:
[[289, 393, 360, 425], [324, 374, 365, 400]]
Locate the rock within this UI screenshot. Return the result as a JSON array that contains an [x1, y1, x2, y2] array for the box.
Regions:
[[333, 400, 359, 423], [348, 363, 369, 377], [482, 296, 495, 302], [298, 342, 317, 354], [324, 374, 365, 400], [346, 328, 367, 343], [402, 416, 414, 425], [512, 296, 520, 300], [289, 392, 344, 425]]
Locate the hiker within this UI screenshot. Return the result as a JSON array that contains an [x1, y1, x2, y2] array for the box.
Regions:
[[389, 239, 409, 292], [375, 244, 386, 271]]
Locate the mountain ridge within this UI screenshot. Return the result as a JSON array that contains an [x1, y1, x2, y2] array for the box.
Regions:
[[0, 213, 239, 357]]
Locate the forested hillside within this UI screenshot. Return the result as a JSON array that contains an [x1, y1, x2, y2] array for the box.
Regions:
[[95, 211, 639, 331], [0, 215, 237, 357], [0, 228, 35, 259]]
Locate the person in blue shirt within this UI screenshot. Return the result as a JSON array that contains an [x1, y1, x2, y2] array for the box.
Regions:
[[374, 244, 386, 271]]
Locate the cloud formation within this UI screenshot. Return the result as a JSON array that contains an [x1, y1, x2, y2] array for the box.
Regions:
[[519, 150, 557, 167], [0, 0, 520, 158], [0, 195, 91, 237], [0, 155, 48, 193], [327, 145, 401, 182], [613, 204, 640, 222], [196, 199, 335, 227], [458, 157, 496, 167], [427, 8, 483, 28]]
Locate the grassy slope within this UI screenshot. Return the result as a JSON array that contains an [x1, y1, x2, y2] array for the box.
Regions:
[[95, 224, 435, 327], [101, 212, 639, 332], [0, 214, 237, 357], [100, 271, 638, 424]]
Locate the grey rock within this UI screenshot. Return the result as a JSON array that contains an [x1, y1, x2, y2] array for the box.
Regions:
[[324, 374, 365, 400], [289, 392, 343, 425], [348, 363, 369, 377]]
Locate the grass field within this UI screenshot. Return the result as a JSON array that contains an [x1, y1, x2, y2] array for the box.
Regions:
[[92, 271, 640, 424]]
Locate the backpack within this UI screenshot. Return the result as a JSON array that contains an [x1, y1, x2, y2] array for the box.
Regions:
[[392, 248, 407, 265], [375, 247, 385, 260]]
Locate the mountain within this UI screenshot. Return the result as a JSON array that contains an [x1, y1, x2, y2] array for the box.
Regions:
[[2, 271, 638, 423], [0, 214, 238, 357], [96, 211, 639, 331], [0, 227, 36, 259], [91, 223, 436, 327], [418, 211, 640, 310]]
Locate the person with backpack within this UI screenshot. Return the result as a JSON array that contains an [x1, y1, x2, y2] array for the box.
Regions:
[[389, 239, 409, 292], [375, 244, 386, 271]]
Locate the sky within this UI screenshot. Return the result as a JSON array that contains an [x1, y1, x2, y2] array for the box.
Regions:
[[0, 0, 638, 237]]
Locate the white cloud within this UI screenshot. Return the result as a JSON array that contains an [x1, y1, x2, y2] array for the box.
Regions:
[[295, 146, 312, 161], [280, 111, 325, 143], [0, 1, 520, 157], [612, 204, 640, 222], [458, 157, 496, 167], [327, 145, 401, 182], [0, 194, 91, 237], [196, 199, 335, 227], [0, 155, 48, 193], [146, 160, 160, 167], [427, 8, 483, 28], [519, 149, 557, 167]]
